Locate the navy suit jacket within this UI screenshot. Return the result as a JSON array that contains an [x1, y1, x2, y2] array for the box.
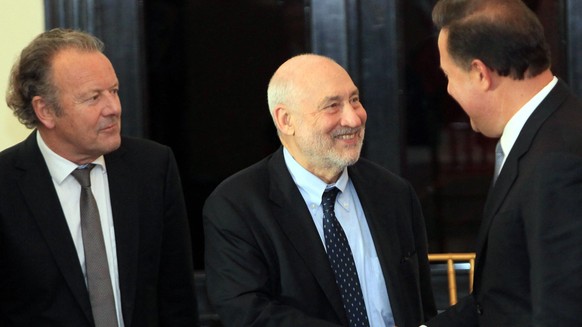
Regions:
[[0, 132, 198, 326], [428, 80, 582, 326], [203, 148, 436, 327]]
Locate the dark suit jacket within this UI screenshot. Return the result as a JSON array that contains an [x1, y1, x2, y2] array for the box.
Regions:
[[203, 148, 436, 327], [428, 80, 582, 326], [0, 132, 198, 326]]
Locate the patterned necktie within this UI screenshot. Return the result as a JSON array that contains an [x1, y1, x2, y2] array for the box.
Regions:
[[494, 141, 505, 183], [322, 187, 369, 327], [71, 165, 119, 327]]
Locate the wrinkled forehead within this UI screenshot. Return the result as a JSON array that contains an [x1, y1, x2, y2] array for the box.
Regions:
[[50, 49, 118, 93], [300, 61, 356, 92]]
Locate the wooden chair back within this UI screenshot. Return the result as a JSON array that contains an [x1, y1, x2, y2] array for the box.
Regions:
[[428, 253, 476, 305]]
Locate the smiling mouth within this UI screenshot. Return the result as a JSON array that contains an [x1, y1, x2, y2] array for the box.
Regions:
[[333, 127, 362, 140], [335, 133, 358, 140]]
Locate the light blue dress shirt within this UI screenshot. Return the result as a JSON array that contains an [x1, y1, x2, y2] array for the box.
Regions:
[[283, 148, 395, 327]]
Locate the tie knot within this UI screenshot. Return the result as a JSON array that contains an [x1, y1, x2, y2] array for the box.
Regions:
[[322, 187, 340, 208], [71, 164, 95, 188]]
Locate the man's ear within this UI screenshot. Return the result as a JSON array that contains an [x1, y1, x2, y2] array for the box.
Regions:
[[32, 95, 56, 129], [471, 59, 493, 91], [273, 105, 295, 136]]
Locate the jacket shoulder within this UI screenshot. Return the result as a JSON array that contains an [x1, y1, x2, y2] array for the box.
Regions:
[[350, 157, 410, 189], [209, 153, 274, 199], [119, 136, 170, 153]]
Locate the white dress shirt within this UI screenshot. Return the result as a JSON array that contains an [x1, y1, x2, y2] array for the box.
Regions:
[[37, 132, 124, 326], [283, 148, 395, 327], [497, 76, 558, 172]]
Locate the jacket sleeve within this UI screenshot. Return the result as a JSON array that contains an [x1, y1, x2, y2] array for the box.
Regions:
[[408, 183, 438, 323], [425, 295, 478, 327], [203, 191, 342, 327], [157, 148, 199, 326], [525, 151, 582, 326]]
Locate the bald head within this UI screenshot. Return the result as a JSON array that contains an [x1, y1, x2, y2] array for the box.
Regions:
[[267, 54, 349, 118]]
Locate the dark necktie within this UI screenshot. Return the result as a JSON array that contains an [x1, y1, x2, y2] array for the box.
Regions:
[[71, 165, 119, 327], [322, 187, 370, 327]]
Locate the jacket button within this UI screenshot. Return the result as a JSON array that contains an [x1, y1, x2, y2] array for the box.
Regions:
[[476, 304, 483, 315]]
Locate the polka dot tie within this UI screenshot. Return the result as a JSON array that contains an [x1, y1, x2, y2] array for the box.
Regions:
[[322, 187, 370, 327]]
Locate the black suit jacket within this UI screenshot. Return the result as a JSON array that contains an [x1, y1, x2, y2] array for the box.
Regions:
[[203, 148, 436, 327], [428, 80, 582, 326], [0, 132, 198, 326]]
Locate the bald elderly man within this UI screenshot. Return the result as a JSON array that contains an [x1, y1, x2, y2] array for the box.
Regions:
[[203, 54, 436, 327]]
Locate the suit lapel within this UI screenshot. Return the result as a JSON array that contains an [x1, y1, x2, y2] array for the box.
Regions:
[[267, 149, 348, 325], [16, 132, 93, 322], [105, 142, 139, 326], [474, 80, 570, 283], [349, 163, 405, 321]]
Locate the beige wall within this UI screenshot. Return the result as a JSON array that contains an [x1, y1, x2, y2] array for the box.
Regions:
[[0, 1, 44, 151]]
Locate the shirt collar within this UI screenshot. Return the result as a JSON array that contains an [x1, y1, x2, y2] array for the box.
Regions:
[[283, 147, 349, 204], [499, 76, 558, 158], [36, 131, 106, 185]]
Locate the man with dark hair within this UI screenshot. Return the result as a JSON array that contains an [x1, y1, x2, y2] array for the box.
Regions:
[[203, 53, 436, 327], [0, 28, 198, 326], [428, 0, 582, 325]]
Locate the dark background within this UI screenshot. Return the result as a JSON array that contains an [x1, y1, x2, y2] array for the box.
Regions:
[[44, 0, 580, 270]]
